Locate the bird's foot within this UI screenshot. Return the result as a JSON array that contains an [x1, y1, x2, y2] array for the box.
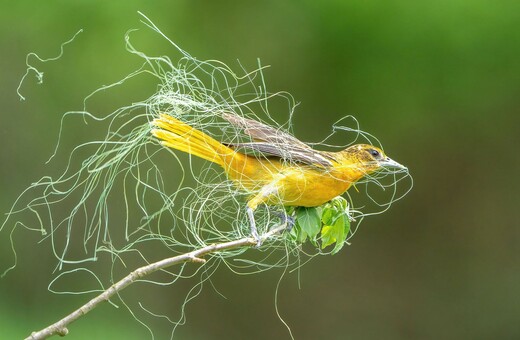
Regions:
[[270, 209, 296, 231], [247, 207, 262, 247], [251, 228, 262, 248]]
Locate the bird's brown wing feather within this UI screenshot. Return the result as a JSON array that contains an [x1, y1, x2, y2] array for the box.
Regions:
[[222, 113, 335, 167]]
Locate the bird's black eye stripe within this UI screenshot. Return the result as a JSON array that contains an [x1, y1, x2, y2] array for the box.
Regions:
[[368, 149, 380, 157]]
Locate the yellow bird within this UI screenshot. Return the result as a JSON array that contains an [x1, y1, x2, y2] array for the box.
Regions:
[[151, 113, 405, 243]]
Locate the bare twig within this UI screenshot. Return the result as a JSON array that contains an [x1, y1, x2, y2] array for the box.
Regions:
[[26, 224, 287, 340]]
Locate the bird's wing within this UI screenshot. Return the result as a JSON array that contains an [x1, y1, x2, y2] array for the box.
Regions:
[[223, 113, 309, 147], [222, 113, 335, 167]]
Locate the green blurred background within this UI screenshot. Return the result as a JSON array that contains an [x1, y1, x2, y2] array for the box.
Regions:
[[1, 1, 519, 339]]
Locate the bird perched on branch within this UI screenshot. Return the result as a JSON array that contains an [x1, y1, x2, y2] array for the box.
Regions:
[[151, 113, 405, 244]]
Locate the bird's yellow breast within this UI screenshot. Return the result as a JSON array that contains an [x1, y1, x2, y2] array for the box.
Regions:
[[269, 166, 353, 207], [224, 153, 358, 208]]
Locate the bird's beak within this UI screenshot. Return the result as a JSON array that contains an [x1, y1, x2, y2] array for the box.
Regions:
[[380, 157, 407, 170]]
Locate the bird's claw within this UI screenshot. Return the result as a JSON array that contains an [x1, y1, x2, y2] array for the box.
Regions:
[[247, 207, 262, 247], [271, 209, 295, 231], [282, 213, 296, 231], [252, 231, 262, 248]]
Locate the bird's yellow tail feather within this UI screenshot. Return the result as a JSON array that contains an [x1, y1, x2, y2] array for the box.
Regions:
[[151, 114, 233, 167]]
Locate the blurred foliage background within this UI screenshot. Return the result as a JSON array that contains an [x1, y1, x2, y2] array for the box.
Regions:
[[1, 1, 519, 339]]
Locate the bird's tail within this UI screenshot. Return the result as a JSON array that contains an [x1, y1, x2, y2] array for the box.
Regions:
[[151, 113, 234, 167]]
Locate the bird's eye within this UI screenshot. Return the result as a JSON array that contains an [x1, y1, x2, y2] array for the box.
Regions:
[[368, 149, 380, 158]]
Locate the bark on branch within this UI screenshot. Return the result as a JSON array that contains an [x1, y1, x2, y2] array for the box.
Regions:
[[26, 224, 287, 340]]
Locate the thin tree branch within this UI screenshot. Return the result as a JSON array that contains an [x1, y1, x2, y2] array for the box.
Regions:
[[26, 224, 287, 340]]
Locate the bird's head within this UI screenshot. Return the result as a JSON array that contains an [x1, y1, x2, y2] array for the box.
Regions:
[[338, 144, 407, 175]]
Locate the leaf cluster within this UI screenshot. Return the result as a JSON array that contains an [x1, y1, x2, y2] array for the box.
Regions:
[[288, 197, 351, 254]]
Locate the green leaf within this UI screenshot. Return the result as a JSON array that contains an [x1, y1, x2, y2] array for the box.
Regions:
[[321, 212, 351, 254], [296, 207, 322, 240], [320, 225, 336, 249], [331, 214, 347, 254], [343, 212, 351, 236], [321, 207, 334, 225], [331, 196, 348, 210], [297, 229, 308, 243]]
